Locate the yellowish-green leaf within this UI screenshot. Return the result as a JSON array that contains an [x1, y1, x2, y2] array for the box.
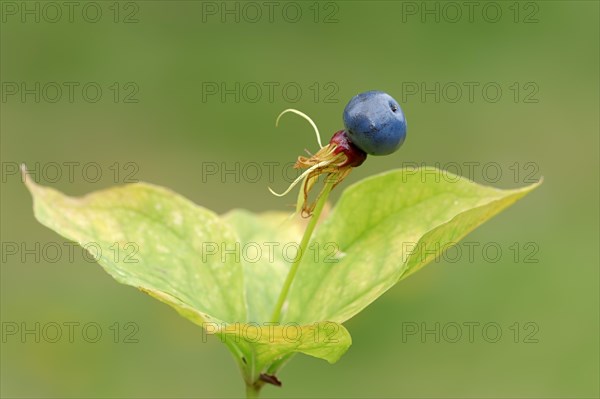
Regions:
[[283, 167, 541, 324], [24, 171, 350, 386]]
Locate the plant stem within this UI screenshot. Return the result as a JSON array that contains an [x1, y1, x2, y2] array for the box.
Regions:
[[270, 178, 335, 323], [245, 384, 260, 399]]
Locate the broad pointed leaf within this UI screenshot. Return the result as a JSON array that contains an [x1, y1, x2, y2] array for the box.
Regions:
[[24, 173, 350, 384], [283, 167, 541, 324]]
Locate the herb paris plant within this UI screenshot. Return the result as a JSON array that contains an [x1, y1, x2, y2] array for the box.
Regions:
[[24, 91, 540, 398]]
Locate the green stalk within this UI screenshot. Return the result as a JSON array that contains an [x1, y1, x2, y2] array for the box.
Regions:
[[245, 384, 260, 399], [270, 178, 335, 323]]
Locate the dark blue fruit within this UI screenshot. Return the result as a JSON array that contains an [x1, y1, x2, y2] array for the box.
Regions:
[[343, 90, 407, 155]]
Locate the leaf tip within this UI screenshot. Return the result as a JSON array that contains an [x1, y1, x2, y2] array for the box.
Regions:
[[21, 163, 39, 195], [519, 176, 543, 196]]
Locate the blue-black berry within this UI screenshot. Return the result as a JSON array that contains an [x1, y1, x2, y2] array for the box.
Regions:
[[343, 90, 407, 155]]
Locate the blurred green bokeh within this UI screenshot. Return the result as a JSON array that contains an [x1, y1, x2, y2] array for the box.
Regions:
[[1, 1, 598, 398]]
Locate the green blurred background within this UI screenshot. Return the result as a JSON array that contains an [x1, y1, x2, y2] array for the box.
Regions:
[[1, 1, 598, 398]]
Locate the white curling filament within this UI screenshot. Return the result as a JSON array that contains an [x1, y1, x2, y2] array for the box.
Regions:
[[268, 160, 332, 197], [276, 109, 324, 149]]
